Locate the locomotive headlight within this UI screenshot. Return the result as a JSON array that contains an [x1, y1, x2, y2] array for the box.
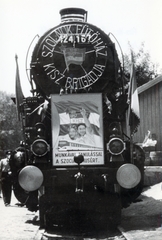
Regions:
[[31, 139, 49, 157], [107, 138, 126, 155], [116, 163, 141, 189]]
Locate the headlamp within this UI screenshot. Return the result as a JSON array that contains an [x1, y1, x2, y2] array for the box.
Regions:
[[107, 137, 125, 155], [31, 139, 49, 157]]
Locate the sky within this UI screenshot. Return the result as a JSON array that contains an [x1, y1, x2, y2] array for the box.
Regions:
[[0, 0, 162, 96]]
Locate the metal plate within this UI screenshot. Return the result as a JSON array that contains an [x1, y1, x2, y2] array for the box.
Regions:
[[116, 163, 141, 189], [19, 166, 43, 191]]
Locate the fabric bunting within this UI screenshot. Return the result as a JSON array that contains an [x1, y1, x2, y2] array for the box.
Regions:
[[127, 55, 140, 135], [15, 55, 24, 120]]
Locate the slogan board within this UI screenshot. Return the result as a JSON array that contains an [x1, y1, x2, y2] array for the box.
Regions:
[[51, 93, 104, 166]]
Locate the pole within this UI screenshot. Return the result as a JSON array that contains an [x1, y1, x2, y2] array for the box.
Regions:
[[130, 134, 134, 164]]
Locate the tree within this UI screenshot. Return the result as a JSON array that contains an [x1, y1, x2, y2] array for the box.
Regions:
[[0, 91, 23, 158], [123, 43, 160, 87]]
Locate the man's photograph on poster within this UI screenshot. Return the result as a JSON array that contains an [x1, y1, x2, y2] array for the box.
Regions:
[[51, 93, 104, 166]]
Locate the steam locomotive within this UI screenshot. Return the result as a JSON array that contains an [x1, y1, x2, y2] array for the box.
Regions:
[[12, 8, 145, 231]]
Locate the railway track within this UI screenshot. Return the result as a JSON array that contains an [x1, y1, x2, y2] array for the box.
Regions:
[[34, 226, 129, 240], [35, 222, 162, 240], [118, 226, 134, 240]]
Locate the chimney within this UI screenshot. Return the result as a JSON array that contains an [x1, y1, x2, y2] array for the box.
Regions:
[[59, 8, 87, 23]]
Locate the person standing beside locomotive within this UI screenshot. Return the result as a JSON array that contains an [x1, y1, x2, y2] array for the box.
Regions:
[[0, 150, 13, 206]]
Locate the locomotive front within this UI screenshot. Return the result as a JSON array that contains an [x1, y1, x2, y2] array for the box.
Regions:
[[13, 8, 145, 230]]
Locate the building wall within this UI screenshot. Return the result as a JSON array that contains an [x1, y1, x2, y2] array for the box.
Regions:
[[134, 81, 162, 151]]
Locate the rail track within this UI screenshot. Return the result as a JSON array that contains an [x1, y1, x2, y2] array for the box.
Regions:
[[34, 225, 130, 240], [34, 220, 162, 240], [118, 226, 134, 240]]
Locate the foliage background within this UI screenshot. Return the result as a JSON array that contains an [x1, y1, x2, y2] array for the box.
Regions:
[[0, 91, 23, 158], [123, 43, 160, 87]]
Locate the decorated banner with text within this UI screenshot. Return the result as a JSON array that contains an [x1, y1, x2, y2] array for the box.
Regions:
[[51, 93, 104, 166]]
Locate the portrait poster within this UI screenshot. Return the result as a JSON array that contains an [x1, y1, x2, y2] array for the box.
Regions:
[[51, 93, 104, 166]]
